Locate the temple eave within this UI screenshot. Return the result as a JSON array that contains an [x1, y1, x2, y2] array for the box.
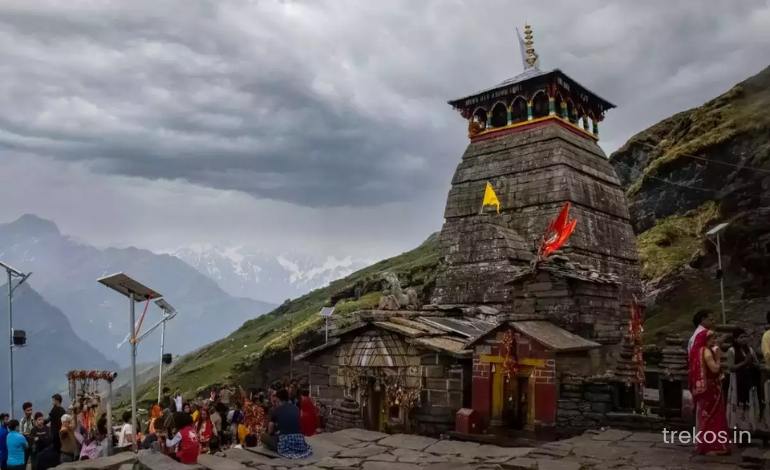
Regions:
[[470, 115, 597, 142]]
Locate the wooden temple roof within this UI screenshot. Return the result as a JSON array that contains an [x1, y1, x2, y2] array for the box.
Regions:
[[448, 68, 615, 113]]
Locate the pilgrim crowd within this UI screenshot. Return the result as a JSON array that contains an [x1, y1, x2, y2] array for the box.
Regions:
[[688, 308, 770, 456], [0, 380, 318, 468]]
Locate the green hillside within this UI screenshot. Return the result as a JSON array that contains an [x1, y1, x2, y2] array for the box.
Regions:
[[127, 234, 440, 406], [611, 65, 770, 343]]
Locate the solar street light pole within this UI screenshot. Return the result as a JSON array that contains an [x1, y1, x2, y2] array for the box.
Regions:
[[716, 232, 725, 324], [706, 222, 729, 325], [98, 273, 161, 454], [2, 262, 31, 419], [129, 292, 137, 452], [158, 318, 166, 405]]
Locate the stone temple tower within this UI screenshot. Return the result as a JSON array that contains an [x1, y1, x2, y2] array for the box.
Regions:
[[432, 25, 641, 348]]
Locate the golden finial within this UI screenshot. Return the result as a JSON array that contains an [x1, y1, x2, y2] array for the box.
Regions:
[[523, 24, 539, 69]]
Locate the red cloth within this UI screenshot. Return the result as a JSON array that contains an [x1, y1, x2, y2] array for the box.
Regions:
[[198, 418, 214, 443], [299, 396, 318, 437], [689, 330, 730, 455], [176, 425, 199, 464]]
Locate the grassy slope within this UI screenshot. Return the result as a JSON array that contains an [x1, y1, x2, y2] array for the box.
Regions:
[[622, 66, 770, 341], [127, 234, 440, 406], [623, 65, 770, 196], [636, 201, 719, 280]]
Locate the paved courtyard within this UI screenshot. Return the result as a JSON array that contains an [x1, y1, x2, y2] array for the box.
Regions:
[[209, 428, 752, 470]]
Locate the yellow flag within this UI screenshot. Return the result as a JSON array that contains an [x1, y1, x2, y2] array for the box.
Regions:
[[481, 182, 501, 214]]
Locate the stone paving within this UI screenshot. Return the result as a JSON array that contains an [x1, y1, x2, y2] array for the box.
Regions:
[[208, 427, 753, 470]]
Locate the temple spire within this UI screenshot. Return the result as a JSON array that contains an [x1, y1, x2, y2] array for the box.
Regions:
[[516, 24, 540, 71]]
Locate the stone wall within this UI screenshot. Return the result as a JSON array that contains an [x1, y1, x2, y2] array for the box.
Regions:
[[304, 331, 465, 436], [511, 271, 623, 345], [557, 378, 666, 434], [413, 352, 466, 436], [433, 122, 641, 321]]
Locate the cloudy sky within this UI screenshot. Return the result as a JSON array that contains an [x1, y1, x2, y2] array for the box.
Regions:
[[1, 0, 768, 261]]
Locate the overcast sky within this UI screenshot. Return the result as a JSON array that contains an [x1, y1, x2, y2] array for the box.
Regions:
[[1, 0, 768, 261]]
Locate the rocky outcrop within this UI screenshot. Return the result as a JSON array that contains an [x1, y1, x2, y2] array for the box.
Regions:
[[610, 65, 770, 341]]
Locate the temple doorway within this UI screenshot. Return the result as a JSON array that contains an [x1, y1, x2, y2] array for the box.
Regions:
[[363, 378, 384, 431], [503, 376, 530, 430], [491, 366, 533, 430]]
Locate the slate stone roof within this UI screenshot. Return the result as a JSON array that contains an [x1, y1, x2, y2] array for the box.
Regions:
[[295, 311, 495, 361], [512, 320, 600, 352]]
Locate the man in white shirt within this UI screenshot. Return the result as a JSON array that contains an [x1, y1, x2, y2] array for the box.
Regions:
[[117, 411, 134, 448]]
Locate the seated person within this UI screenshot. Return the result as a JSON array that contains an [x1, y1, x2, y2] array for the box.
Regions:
[[260, 389, 312, 459], [163, 412, 199, 464]]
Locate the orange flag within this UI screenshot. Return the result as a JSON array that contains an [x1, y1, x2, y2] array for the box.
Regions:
[[538, 202, 578, 259]]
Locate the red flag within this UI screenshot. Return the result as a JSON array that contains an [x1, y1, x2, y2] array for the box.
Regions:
[[539, 202, 578, 259]]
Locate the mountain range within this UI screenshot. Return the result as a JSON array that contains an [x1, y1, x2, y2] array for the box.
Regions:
[[0, 283, 116, 415], [173, 245, 370, 304], [0, 214, 275, 366]]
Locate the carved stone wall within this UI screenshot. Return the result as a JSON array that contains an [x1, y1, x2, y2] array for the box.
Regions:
[[433, 122, 641, 331]]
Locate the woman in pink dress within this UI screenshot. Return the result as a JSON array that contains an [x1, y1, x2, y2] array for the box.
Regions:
[[689, 329, 730, 455]]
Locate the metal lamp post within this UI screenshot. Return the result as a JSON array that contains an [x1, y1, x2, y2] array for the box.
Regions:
[[706, 222, 730, 325], [98, 273, 161, 452], [1, 261, 31, 419], [150, 299, 177, 405]]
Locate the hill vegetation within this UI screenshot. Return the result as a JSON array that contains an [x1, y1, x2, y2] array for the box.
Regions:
[[126, 234, 440, 405]]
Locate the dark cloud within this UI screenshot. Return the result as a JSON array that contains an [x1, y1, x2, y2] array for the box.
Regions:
[[0, 0, 768, 242]]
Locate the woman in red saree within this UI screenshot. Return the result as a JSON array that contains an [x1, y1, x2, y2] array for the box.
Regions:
[[689, 329, 730, 455], [299, 389, 318, 436], [196, 408, 215, 454]]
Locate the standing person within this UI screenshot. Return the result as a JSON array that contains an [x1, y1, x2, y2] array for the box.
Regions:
[[0, 413, 9, 470], [209, 406, 222, 448], [727, 328, 761, 430], [5, 420, 27, 470], [48, 394, 65, 452], [58, 415, 78, 464], [689, 309, 713, 354], [690, 330, 730, 455], [20, 402, 34, 436], [219, 386, 232, 408], [761, 311, 770, 431], [30, 412, 51, 470], [164, 413, 198, 464], [173, 390, 183, 413], [20, 403, 34, 467], [229, 403, 243, 446], [299, 390, 318, 437], [260, 389, 312, 459], [196, 408, 214, 454], [117, 411, 134, 448], [160, 388, 172, 413]]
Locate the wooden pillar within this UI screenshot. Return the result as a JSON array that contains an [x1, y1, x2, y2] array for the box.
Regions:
[[506, 106, 512, 126], [582, 116, 589, 131], [548, 97, 556, 116], [527, 101, 533, 121], [592, 120, 599, 137], [560, 102, 568, 119]]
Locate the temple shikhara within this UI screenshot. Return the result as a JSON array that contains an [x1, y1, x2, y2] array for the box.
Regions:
[[298, 25, 644, 438]]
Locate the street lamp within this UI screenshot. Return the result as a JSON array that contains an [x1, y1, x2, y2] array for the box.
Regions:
[[0, 261, 31, 419], [706, 222, 730, 325], [97, 273, 161, 452], [152, 299, 177, 405]]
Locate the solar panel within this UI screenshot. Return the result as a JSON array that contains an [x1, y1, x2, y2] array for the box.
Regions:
[[97, 272, 162, 301], [706, 222, 729, 236], [319, 306, 335, 318]]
